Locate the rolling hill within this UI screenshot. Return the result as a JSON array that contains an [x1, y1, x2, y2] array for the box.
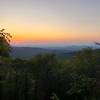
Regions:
[[10, 47, 77, 59], [11, 45, 99, 59]]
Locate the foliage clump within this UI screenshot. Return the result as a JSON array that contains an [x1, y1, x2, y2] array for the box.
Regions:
[[0, 29, 12, 57]]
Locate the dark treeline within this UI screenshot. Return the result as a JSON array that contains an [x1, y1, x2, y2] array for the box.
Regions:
[[0, 49, 100, 100], [0, 29, 100, 100]]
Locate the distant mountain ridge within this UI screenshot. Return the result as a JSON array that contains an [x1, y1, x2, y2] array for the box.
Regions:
[[10, 45, 100, 59], [10, 47, 77, 59]]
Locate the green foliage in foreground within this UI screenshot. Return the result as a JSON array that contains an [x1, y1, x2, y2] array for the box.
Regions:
[[0, 48, 100, 100]]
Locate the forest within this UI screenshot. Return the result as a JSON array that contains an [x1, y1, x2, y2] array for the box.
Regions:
[[0, 29, 100, 100]]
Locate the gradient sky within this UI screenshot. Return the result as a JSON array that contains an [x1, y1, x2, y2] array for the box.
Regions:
[[0, 0, 100, 46]]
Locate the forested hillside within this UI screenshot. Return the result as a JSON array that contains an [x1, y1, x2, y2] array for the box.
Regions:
[[0, 48, 100, 100], [0, 29, 100, 100]]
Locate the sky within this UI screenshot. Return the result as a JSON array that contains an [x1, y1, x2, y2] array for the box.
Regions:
[[0, 0, 100, 46]]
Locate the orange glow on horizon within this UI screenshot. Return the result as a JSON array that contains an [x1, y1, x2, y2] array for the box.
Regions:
[[5, 24, 100, 44], [11, 32, 100, 44]]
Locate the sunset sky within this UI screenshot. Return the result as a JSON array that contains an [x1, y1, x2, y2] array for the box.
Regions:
[[0, 0, 100, 46]]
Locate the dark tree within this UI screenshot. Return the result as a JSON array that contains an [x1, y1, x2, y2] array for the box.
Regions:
[[95, 42, 100, 45], [0, 29, 12, 57]]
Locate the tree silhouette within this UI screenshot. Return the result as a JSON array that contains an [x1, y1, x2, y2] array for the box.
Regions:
[[0, 29, 12, 57], [95, 42, 100, 45]]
